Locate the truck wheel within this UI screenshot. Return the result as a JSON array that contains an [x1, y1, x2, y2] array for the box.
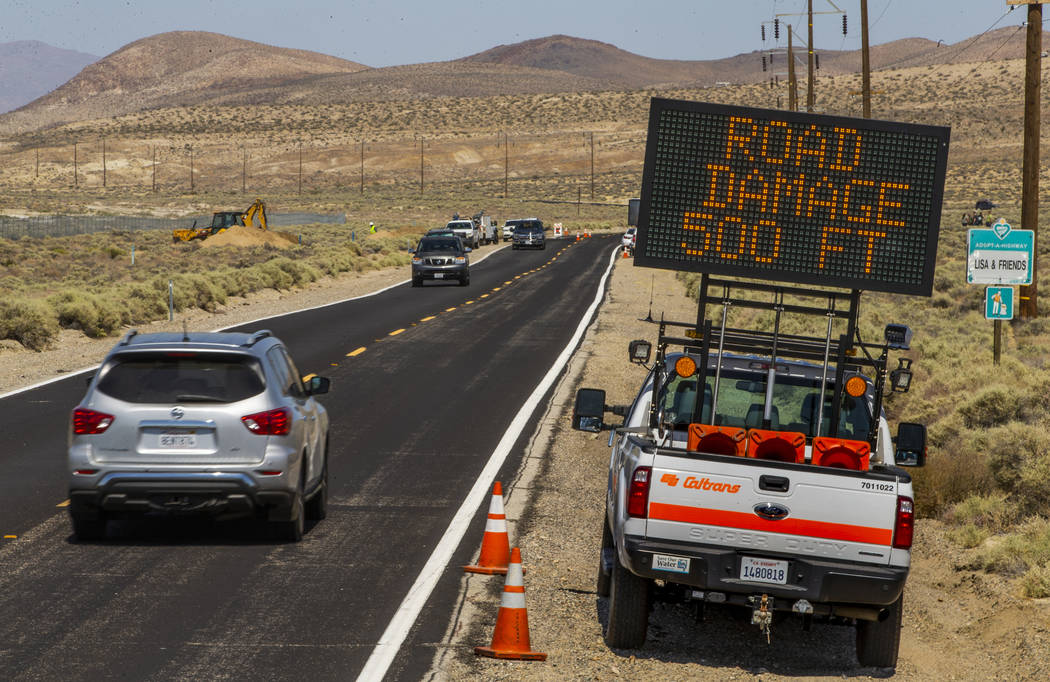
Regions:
[[596, 518, 613, 598], [856, 594, 903, 668], [605, 554, 650, 648], [71, 512, 107, 542], [305, 457, 328, 521]]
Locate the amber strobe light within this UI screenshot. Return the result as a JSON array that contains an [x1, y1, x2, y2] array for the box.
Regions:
[[634, 99, 950, 296], [844, 374, 868, 398], [675, 355, 697, 378]]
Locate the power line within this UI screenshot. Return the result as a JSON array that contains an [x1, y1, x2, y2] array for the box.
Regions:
[[877, 7, 1017, 71], [985, 24, 1025, 62]]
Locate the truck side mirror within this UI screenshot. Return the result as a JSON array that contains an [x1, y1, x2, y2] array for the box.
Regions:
[[305, 376, 330, 396], [895, 422, 926, 467], [572, 388, 607, 432]]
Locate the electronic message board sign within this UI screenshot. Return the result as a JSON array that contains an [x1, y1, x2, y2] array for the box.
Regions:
[[635, 98, 950, 296]]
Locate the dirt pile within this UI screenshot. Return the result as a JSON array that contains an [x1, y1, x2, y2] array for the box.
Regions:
[[199, 224, 299, 248]]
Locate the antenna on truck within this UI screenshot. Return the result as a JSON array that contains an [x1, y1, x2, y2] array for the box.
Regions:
[[640, 274, 655, 322]]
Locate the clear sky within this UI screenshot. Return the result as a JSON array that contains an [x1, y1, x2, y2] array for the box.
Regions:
[[1, 1, 1024, 67]]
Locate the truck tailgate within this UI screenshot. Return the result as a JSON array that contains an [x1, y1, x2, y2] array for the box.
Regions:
[[647, 452, 900, 566]]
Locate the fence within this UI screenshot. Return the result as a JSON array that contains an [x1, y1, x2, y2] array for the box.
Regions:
[[0, 212, 346, 240]]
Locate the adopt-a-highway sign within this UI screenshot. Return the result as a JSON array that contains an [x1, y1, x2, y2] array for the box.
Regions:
[[967, 220, 1034, 286]]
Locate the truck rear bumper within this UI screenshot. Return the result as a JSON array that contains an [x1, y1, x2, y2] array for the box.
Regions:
[[622, 535, 907, 609]]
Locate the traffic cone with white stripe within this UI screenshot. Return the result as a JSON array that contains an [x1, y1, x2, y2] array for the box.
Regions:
[[474, 547, 547, 661], [464, 482, 511, 575]]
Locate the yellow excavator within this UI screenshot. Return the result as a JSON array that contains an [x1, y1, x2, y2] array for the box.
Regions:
[[172, 199, 268, 243]]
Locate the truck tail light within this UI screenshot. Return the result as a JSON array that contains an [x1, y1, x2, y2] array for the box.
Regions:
[[893, 496, 914, 549], [242, 408, 291, 436], [72, 407, 114, 434], [627, 466, 652, 518]]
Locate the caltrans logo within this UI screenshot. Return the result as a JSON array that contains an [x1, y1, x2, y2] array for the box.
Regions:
[[660, 473, 680, 487]]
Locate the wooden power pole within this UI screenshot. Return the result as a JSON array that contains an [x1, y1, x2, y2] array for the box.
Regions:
[[1018, 1, 1043, 319], [807, 0, 815, 112], [861, 0, 871, 118], [788, 26, 798, 112]]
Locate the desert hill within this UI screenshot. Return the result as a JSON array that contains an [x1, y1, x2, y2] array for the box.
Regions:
[[0, 41, 98, 114], [0, 31, 370, 133]]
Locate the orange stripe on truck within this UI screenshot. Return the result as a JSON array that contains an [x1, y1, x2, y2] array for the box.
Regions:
[[648, 502, 893, 546]]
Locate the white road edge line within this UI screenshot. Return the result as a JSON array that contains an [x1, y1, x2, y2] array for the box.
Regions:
[[355, 242, 620, 682], [0, 245, 510, 401]]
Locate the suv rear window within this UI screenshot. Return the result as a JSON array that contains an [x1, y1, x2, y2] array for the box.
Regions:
[[96, 353, 265, 404]]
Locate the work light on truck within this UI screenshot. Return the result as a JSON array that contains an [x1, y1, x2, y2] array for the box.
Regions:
[[890, 358, 913, 393], [628, 339, 651, 364], [884, 323, 913, 350]]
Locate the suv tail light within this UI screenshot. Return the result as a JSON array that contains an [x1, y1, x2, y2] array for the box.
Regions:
[[627, 466, 652, 518], [73, 407, 114, 434], [893, 496, 914, 549], [241, 408, 291, 436]]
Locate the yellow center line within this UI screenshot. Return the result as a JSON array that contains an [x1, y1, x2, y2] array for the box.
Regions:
[[347, 347, 366, 357], [389, 328, 405, 336], [445, 307, 457, 312], [465, 300, 475, 305], [420, 315, 436, 322], [3, 535, 16, 539], [514, 275, 522, 279], [504, 280, 512, 285], [480, 293, 489, 298], [56, 499, 70, 508], [492, 287, 501, 292]]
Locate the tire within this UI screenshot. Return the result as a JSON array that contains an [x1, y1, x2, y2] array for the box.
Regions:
[[276, 475, 305, 542], [71, 512, 107, 542], [605, 553, 650, 648], [305, 458, 328, 521], [856, 594, 903, 669], [596, 517, 613, 598], [459, 275, 470, 286], [412, 277, 422, 287]]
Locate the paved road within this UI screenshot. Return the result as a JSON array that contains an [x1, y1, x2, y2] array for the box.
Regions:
[[0, 235, 618, 681]]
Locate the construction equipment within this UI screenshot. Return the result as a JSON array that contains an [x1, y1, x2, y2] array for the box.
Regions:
[[172, 199, 268, 243]]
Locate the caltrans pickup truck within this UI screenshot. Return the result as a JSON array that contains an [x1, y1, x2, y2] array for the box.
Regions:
[[572, 279, 927, 669]]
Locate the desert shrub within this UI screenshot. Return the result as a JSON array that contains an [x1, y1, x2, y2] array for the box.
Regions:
[[104, 246, 125, 259], [256, 261, 295, 290], [161, 273, 227, 312], [946, 493, 1016, 537], [958, 386, 1025, 428], [0, 299, 59, 350], [1019, 561, 1050, 598], [268, 257, 321, 286], [968, 518, 1050, 579], [47, 289, 126, 337], [912, 449, 995, 518], [123, 283, 168, 323], [979, 422, 1050, 509]]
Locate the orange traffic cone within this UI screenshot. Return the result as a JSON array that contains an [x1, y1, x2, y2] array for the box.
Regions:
[[464, 482, 512, 575], [622, 247, 630, 258], [475, 547, 547, 661]]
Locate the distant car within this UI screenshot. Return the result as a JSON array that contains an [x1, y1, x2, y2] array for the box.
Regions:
[[504, 218, 544, 244], [67, 330, 331, 542], [412, 235, 471, 286], [445, 220, 480, 249], [621, 227, 636, 250], [512, 222, 546, 250]]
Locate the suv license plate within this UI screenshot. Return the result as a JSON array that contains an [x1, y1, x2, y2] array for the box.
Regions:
[[433, 273, 444, 279], [160, 434, 197, 448], [740, 556, 788, 585]]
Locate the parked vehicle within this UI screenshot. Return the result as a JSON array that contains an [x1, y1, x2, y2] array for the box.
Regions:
[[572, 279, 925, 668], [68, 329, 331, 542], [511, 220, 546, 250], [411, 234, 471, 286], [621, 227, 637, 251], [172, 198, 267, 243], [473, 211, 500, 245], [446, 219, 480, 249]]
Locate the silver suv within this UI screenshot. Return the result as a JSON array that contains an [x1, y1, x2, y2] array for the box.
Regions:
[[67, 329, 330, 542]]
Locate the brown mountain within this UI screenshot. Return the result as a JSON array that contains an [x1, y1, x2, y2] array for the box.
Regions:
[[0, 31, 370, 133], [0, 41, 99, 114]]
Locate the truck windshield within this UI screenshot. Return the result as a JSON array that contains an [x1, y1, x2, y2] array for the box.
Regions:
[[658, 366, 871, 439]]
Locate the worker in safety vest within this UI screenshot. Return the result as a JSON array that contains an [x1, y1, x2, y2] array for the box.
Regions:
[[369, 222, 377, 233]]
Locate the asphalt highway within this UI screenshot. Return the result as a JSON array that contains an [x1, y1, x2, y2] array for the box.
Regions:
[[0, 235, 618, 680]]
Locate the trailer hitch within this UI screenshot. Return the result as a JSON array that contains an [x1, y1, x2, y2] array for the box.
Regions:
[[749, 594, 774, 643]]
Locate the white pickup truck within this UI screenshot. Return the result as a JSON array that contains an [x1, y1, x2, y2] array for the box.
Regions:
[[445, 219, 479, 249], [572, 280, 926, 669]]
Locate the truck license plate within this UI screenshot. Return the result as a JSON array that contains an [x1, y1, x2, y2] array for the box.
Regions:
[[160, 434, 196, 448], [740, 556, 788, 585]]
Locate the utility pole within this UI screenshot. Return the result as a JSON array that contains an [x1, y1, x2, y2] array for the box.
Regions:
[[419, 136, 424, 194], [788, 26, 798, 112], [590, 132, 595, 200], [807, 0, 815, 112], [360, 140, 365, 193], [860, 0, 871, 118], [504, 131, 509, 199], [1019, 1, 1044, 319], [73, 142, 78, 187]]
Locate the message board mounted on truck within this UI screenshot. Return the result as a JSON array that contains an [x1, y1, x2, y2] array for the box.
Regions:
[[573, 98, 949, 670], [634, 98, 950, 295]]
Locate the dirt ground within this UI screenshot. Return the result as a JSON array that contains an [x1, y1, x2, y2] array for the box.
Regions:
[[431, 257, 1050, 681]]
